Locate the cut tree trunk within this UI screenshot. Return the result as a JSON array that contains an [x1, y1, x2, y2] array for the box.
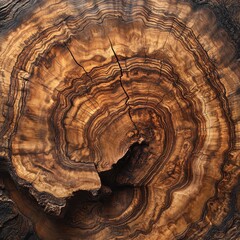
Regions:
[[0, 0, 239, 239]]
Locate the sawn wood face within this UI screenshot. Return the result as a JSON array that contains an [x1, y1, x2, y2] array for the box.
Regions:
[[0, 0, 239, 239]]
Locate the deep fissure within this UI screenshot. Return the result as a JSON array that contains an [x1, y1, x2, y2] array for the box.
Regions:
[[108, 37, 139, 135]]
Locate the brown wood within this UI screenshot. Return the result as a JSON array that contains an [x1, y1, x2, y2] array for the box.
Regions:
[[0, 0, 239, 239]]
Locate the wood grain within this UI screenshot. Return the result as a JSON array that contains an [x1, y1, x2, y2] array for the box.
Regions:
[[0, 0, 239, 239]]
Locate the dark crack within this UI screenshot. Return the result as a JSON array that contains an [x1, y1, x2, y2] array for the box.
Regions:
[[99, 141, 148, 190], [69, 141, 148, 202], [64, 43, 93, 82], [108, 37, 139, 135]]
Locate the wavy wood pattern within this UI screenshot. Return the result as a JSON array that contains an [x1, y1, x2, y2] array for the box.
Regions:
[[0, 0, 239, 239]]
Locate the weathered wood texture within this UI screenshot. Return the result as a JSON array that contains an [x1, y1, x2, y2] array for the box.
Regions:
[[0, 0, 239, 239]]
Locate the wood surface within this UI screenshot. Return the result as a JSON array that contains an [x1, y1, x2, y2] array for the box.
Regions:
[[0, 0, 239, 239]]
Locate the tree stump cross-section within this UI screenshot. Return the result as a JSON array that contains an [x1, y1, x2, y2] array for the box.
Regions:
[[0, 0, 239, 239]]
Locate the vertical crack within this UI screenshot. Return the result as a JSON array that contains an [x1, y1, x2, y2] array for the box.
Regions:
[[107, 37, 139, 135], [64, 43, 93, 82]]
